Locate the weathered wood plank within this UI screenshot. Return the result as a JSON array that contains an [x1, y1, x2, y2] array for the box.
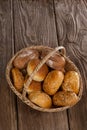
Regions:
[[13, 0, 69, 130], [0, 0, 17, 130], [54, 0, 87, 130]]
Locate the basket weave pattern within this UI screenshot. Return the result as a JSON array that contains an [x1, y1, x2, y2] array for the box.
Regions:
[[6, 46, 83, 112]]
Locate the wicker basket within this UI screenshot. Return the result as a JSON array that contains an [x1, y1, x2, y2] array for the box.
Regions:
[[6, 46, 83, 112]]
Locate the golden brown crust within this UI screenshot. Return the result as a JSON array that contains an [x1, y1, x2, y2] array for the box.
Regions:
[[25, 76, 41, 93], [62, 71, 80, 94], [11, 68, 24, 92], [29, 91, 52, 108], [27, 59, 49, 81], [43, 70, 64, 95], [13, 50, 39, 69], [53, 91, 78, 106]]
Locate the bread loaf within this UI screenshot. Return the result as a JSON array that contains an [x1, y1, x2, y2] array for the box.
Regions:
[[43, 70, 64, 95], [27, 59, 49, 82]]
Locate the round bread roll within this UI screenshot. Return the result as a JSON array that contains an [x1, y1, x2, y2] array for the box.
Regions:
[[13, 49, 39, 69], [29, 91, 52, 108], [43, 70, 64, 95], [25, 76, 41, 93], [12, 68, 24, 92], [53, 91, 78, 106], [41, 50, 65, 72], [62, 71, 80, 94], [27, 59, 49, 82]]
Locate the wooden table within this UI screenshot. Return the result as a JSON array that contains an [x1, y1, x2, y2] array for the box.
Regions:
[[0, 0, 87, 130]]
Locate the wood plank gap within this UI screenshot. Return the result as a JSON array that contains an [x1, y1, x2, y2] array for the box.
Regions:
[[53, 0, 59, 46], [11, 0, 15, 54], [67, 110, 70, 130], [11, 0, 18, 130], [15, 97, 19, 130]]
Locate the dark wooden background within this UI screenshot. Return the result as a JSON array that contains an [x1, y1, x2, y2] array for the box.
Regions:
[[0, 0, 87, 130]]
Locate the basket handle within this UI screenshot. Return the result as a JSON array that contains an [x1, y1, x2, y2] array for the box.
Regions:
[[57, 46, 66, 56], [22, 46, 66, 99]]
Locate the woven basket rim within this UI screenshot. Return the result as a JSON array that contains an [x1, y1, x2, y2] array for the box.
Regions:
[[6, 45, 83, 112]]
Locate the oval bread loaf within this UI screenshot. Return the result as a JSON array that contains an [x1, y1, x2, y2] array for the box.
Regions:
[[62, 71, 80, 94], [11, 68, 24, 92], [41, 50, 65, 71], [13, 50, 39, 69], [29, 91, 52, 108], [53, 91, 78, 106], [43, 70, 64, 95]]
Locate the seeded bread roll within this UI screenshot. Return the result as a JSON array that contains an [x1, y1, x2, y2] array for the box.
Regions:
[[43, 70, 64, 95], [62, 71, 80, 94], [53, 91, 78, 106], [27, 59, 49, 82], [29, 91, 52, 108]]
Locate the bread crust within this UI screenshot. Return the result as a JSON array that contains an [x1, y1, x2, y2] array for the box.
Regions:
[[29, 91, 52, 108], [11, 68, 24, 92], [62, 71, 80, 94], [43, 70, 64, 95], [53, 91, 78, 106], [27, 59, 49, 81]]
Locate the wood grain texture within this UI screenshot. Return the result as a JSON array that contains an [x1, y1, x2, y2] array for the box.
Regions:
[[54, 0, 87, 130], [13, 0, 69, 130], [13, 0, 58, 49], [0, 0, 17, 130]]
